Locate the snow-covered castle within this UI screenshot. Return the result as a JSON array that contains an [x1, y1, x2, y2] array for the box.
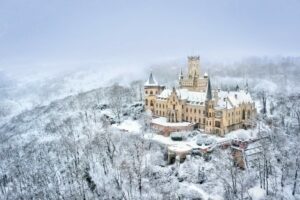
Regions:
[[144, 56, 256, 136]]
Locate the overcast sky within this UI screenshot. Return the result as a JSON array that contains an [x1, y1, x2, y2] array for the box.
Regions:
[[0, 0, 299, 75]]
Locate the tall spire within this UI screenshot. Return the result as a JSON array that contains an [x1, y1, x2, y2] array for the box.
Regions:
[[245, 80, 249, 93], [206, 77, 212, 100], [179, 68, 183, 80]]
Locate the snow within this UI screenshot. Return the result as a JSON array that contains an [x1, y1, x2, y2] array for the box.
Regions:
[[168, 143, 193, 153], [217, 90, 254, 109], [158, 89, 206, 104], [152, 117, 192, 127], [112, 119, 142, 133], [179, 182, 223, 200], [145, 127, 260, 154], [248, 186, 266, 200], [145, 132, 209, 153], [157, 88, 253, 109]]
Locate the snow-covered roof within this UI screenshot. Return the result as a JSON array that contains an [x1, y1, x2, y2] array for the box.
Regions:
[[216, 90, 253, 109], [144, 72, 159, 86], [158, 89, 206, 105]]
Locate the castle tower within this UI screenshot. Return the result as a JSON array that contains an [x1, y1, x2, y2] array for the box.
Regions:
[[205, 77, 215, 133], [187, 56, 201, 78], [144, 72, 164, 113], [179, 56, 207, 92]]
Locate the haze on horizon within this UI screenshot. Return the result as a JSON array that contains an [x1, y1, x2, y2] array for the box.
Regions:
[[0, 0, 299, 76]]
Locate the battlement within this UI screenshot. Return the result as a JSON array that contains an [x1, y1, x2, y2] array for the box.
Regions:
[[188, 56, 200, 61]]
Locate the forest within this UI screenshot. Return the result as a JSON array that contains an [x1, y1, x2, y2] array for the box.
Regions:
[[0, 56, 300, 199]]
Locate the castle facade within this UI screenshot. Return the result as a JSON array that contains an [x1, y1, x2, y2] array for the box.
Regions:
[[144, 56, 256, 136]]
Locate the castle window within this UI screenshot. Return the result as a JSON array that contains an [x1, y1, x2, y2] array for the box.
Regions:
[[186, 116, 188, 121], [150, 100, 154, 106], [182, 105, 184, 109], [163, 104, 164, 109], [203, 118, 205, 123], [159, 104, 161, 108], [247, 110, 250, 119], [194, 109, 196, 113], [173, 105, 175, 110], [199, 118, 201, 123], [215, 121, 221, 128], [150, 91, 153, 95], [145, 99, 148, 106], [145, 91, 148, 94]]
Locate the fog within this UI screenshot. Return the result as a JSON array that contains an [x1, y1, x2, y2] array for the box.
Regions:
[[0, 0, 299, 119]]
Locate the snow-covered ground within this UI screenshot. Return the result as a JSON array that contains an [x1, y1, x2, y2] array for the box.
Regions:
[[112, 119, 142, 133], [152, 117, 192, 126], [248, 186, 266, 200], [145, 127, 261, 153]]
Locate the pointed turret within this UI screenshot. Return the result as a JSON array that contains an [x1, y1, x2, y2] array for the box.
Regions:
[[236, 84, 240, 91], [145, 71, 158, 86], [206, 77, 212, 100], [179, 68, 184, 80], [172, 86, 176, 93], [245, 80, 249, 93]]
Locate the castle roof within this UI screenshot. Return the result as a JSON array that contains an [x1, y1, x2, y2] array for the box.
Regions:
[[145, 72, 159, 86], [158, 88, 206, 105], [157, 88, 253, 108], [216, 90, 254, 109]]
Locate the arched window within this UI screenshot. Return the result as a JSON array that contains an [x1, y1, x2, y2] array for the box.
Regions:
[[150, 100, 154, 106], [150, 91, 153, 95], [242, 110, 245, 120], [145, 91, 148, 94], [145, 99, 148, 106]]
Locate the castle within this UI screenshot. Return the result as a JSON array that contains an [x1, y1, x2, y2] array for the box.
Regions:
[[144, 56, 256, 136]]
